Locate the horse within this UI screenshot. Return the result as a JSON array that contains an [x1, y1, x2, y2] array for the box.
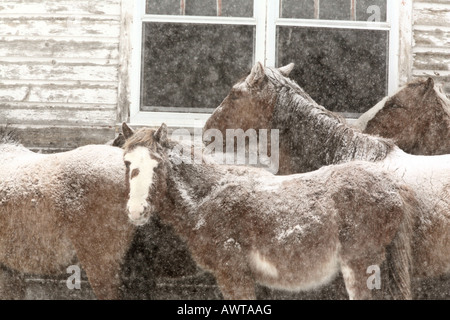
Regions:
[[203, 62, 450, 299], [0, 129, 200, 300], [121, 123, 420, 300], [353, 77, 450, 155], [0, 133, 137, 299]]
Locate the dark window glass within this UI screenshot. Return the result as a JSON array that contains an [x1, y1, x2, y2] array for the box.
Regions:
[[185, 0, 216, 16], [281, 0, 315, 19], [146, 0, 181, 15], [146, 0, 254, 17], [221, 0, 253, 17], [277, 26, 388, 114], [141, 23, 255, 112], [280, 0, 387, 22], [319, 0, 350, 20]]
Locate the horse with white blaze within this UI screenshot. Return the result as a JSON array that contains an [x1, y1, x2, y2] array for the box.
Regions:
[[121, 123, 419, 300]]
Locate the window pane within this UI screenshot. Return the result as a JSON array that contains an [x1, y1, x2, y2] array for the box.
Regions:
[[185, 0, 216, 16], [146, 0, 181, 15], [280, 0, 387, 22], [276, 26, 388, 114], [141, 23, 255, 112], [281, 0, 315, 19], [319, 0, 350, 20], [146, 0, 254, 17], [221, 0, 253, 17]]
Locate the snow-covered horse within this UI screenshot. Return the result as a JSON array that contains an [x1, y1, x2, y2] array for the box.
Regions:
[[204, 62, 450, 299], [121, 123, 419, 300], [0, 133, 135, 299], [354, 77, 450, 155]]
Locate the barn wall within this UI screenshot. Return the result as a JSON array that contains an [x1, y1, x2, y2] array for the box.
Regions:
[[0, 0, 122, 151], [412, 0, 450, 94]]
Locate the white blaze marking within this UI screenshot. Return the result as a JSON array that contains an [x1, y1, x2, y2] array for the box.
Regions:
[[250, 250, 279, 278], [124, 146, 159, 222]]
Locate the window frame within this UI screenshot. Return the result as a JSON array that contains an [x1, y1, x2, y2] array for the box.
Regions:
[[128, 0, 401, 128]]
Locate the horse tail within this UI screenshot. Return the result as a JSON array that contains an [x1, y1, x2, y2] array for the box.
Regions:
[[384, 187, 416, 300]]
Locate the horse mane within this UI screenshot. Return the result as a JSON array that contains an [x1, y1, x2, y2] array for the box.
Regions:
[[265, 67, 395, 167]]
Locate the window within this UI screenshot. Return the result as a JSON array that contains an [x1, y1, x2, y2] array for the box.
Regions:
[[130, 0, 399, 127]]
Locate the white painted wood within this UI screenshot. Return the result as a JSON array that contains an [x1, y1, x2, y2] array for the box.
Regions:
[[0, 16, 121, 38], [0, 62, 118, 82], [0, 83, 118, 104], [141, 14, 256, 25], [0, 39, 119, 59], [0, 0, 121, 16], [388, 0, 400, 94], [265, 0, 278, 66], [275, 18, 390, 30], [254, 0, 267, 65], [398, 0, 414, 86], [412, 0, 450, 95], [0, 108, 116, 126]]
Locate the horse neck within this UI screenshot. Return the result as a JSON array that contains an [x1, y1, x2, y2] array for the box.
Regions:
[[272, 86, 393, 173], [159, 150, 224, 227]]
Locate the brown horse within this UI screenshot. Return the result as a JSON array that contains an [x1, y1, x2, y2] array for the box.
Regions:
[[0, 135, 136, 299], [204, 62, 450, 299], [354, 77, 450, 155], [121, 123, 419, 300]]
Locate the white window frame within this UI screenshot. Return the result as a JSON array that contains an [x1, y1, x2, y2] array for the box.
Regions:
[[129, 0, 400, 128]]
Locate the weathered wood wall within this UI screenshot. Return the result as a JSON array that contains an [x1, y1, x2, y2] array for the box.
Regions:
[[0, 0, 122, 151], [413, 0, 450, 94]]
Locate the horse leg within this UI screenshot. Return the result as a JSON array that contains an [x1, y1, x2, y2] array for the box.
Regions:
[[0, 266, 26, 300], [214, 268, 256, 300], [67, 216, 135, 300]]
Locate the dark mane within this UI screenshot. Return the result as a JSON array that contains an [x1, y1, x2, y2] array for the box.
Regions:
[[265, 67, 395, 172]]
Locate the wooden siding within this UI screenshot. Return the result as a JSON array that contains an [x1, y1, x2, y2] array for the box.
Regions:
[[413, 0, 450, 94], [0, 0, 122, 151]]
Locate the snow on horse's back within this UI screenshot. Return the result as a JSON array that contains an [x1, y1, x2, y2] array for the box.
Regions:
[[121, 124, 419, 300], [204, 62, 450, 298], [0, 134, 135, 299]]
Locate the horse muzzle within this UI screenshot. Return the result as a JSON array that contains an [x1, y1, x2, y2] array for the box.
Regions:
[[126, 201, 152, 226]]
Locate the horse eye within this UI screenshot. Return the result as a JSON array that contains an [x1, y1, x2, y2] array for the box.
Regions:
[[124, 161, 131, 168], [130, 168, 140, 179], [392, 104, 401, 108]]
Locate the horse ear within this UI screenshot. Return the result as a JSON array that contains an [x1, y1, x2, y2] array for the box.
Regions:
[[154, 123, 168, 145], [122, 122, 135, 139], [278, 63, 294, 77], [246, 62, 265, 87], [426, 77, 435, 90], [112, 133, 126, 147]]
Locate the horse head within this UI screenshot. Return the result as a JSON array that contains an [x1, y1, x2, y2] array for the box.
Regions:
[[122, 123, 169, 226], [204, 62, 294, 139], [356, 77, 450, 155]]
